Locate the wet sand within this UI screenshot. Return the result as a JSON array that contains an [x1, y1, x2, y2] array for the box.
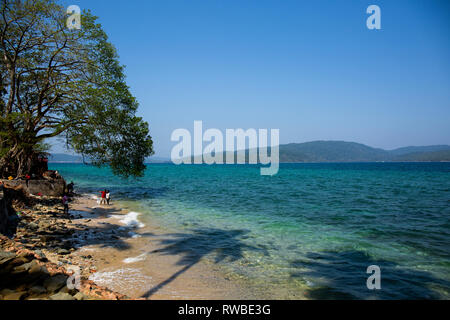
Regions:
[[70, 195, 266, 300]]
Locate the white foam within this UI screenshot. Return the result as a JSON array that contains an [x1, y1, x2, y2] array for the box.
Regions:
[[77, 246, 96, 252], [89, 268, 152, 293], [123, 253, 147, 264], [110, 211, 145, 229]]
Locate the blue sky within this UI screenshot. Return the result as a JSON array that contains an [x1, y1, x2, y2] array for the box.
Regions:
[[57, 0, 450, 157]]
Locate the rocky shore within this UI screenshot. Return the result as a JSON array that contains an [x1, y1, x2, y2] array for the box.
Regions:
[[1, 183, 267, 300], [0, 189, 129, 300]]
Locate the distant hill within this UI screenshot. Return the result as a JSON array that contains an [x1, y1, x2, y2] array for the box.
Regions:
[[49, 154, 83, 163], [185, 141, 450, 163], [277, 141, 450, 162], [392, 150, 450, 162], [278, 141, 390, 162], [278, 141, 450, 162], [389, 145, 450, 156], [51, 141, 450, 164]]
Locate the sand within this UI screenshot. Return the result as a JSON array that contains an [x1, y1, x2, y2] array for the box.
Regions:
[[69, 195, 265, 300]]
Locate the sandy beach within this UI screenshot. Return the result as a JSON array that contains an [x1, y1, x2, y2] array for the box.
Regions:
[[0, 188, 270, 300], [65, 194, 265, 300]]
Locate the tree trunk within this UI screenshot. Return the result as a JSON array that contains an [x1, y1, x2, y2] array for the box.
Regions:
[[0, 144, 33, 179]]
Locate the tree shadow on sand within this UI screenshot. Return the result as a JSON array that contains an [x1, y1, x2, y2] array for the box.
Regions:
[[290, 250, 450, 300], [141, 228, 268, 298]]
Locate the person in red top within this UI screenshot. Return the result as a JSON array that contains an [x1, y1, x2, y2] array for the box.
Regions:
[[25, 174, 31, 187], [99, 189, 107, 205]]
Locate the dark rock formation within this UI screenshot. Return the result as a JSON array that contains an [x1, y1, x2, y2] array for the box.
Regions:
[[0, 185, 12, 235], [0, 178, 66, 197]]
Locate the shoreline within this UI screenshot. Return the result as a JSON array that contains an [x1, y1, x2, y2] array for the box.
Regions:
[[69, 194, 267, 299], [0, 192, 129, 300], [1, 191, 266, 300]]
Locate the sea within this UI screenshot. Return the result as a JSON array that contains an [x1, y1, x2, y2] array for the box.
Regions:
[[49, 162, 450, 299]]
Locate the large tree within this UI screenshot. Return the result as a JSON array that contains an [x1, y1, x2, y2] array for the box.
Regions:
[[0, 0, 154, 178]]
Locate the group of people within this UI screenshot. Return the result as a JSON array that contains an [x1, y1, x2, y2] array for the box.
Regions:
[[60, 186, 112, 216], [99, 189, 111, 205]]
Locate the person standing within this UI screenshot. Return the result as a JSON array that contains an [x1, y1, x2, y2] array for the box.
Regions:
[[67, 181, 74, 194], [99, 189, 107, 205], [62, 194, 69, 214], [25, 174, 31, 187], [106, 190, 111, 205]]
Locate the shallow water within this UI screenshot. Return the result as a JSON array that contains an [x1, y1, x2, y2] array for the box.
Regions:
[[51, 162, 450, 299]]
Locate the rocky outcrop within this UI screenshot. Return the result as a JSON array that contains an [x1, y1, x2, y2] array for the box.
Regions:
[[0, 186, 8, 235], [0, 195, 130, 300], [0, 242, 128, 300], [0, 184, 30, 236], [0, 179, 66, 197]]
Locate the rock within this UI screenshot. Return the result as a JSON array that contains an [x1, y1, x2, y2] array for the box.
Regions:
[[2, 290, 27, 300], [28, 222, 38, 230], [28, 261, 48, 281], [30, 285, 47, 294], [73, 292, 88, 300], [57, 248, 70, 255], [0, 288, 15, 296], [0, 251, 16, 266], [43, 274, 68, 292], [39, 235, 55, 242], [34, 250, 47, 260], [1, 179, 66, 197], [9, 255, 32, 267], [58, 285, 78, 296], [11, 260, 35, 274], [49, 292, 76, 300]]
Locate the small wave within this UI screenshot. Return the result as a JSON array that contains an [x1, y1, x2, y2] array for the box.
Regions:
[[110, 211, 145, 228], [77, 246, 96, 251], [123, 253, 147, 264], [89, 268, 152, 293]]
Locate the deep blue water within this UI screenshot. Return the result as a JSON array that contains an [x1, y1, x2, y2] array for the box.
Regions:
[[50, 162, 450, 299]]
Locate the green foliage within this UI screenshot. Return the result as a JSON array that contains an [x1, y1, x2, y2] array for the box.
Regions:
[[0, 0, 153, 177]]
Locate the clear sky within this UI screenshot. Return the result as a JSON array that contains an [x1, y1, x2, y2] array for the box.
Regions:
[[56, 0, 450, 157]]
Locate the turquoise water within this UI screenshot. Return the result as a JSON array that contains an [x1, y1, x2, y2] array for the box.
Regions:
[[51, 162, 450, 299]]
